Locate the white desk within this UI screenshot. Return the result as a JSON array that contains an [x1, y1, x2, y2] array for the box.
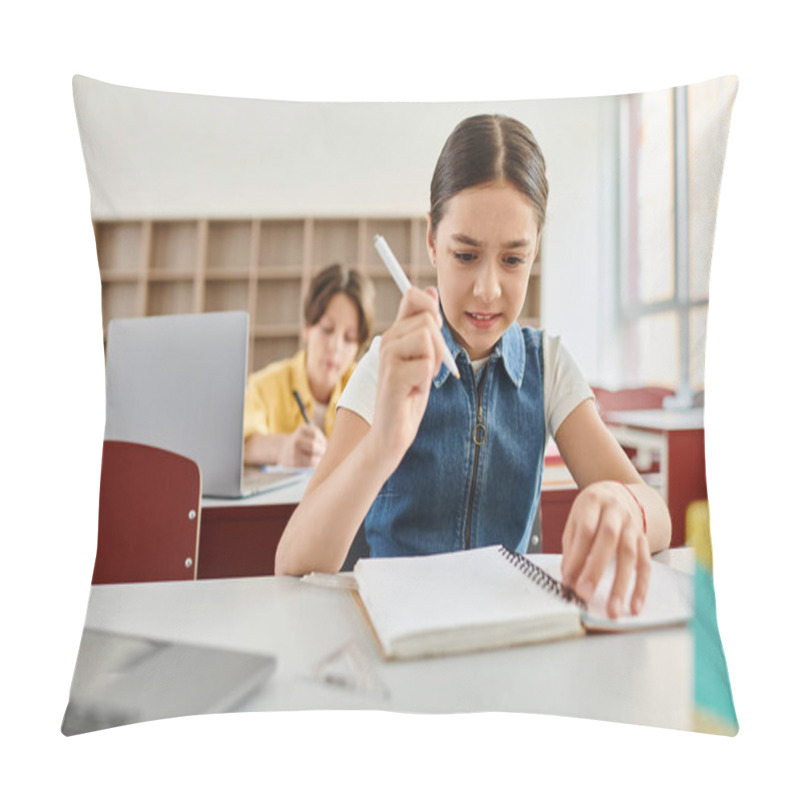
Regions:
[[77, 550, 694, 730]]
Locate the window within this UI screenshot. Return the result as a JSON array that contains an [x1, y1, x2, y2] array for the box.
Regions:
[[618, 78, 734, 402]]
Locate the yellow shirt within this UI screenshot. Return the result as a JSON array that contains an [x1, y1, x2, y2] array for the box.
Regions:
[[243, 350, 355, 440]]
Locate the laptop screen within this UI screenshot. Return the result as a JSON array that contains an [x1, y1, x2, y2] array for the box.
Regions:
[[104, 311, 249, 497]]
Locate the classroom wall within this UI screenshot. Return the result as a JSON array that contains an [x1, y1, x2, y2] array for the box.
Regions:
[[74, 76, 621, 383]]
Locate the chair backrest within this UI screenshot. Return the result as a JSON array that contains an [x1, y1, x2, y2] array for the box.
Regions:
[[92, 440, 201, 584], [591, 385, 675, 422]]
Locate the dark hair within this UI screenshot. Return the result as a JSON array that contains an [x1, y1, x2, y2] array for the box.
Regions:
[[304, 263, 375, 350], [429, 114, 549, 235]]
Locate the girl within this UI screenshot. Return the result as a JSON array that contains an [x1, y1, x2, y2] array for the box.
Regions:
[[243, 263, 374, 468], [275, 115, 671, 618]]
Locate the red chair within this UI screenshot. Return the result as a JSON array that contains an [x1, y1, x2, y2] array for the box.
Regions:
[[591, 385, 675, 422], [92, 440, 202, 584]]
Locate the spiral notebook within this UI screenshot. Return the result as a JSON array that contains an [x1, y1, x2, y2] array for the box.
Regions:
[[352, 545, 693, 660]]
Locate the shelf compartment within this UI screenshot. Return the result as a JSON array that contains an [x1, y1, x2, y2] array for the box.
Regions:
[[204, 279, 250, 314], [150, 222, 198, 272], [364, 219, 413, 270], [205, 268, 250, 280], [252, 323, 301, 338], [311, 219, 359, 268], [255, 278, 303, 328], [372, 276, 403, 329], [259, 220, 305, 269], [102, 282, 141, 326], [257, 267, 304, 280], [99, 271, 141, 283], [146, 280, 195, 316], [95, 222, 144, 273], [207, 221, 252, 270], [148, 269, 195, 281]]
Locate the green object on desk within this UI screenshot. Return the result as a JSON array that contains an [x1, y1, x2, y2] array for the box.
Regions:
[[693, 563, 739, 735]]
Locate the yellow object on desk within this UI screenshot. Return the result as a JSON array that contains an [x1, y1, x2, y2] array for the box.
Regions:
[[686, 500, 713, 572]]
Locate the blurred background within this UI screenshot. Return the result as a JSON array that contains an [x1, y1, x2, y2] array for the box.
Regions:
[[77, 75, 736, 401]]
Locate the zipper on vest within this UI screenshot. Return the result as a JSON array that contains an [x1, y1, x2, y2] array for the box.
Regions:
[[463, 366, 488, 549]]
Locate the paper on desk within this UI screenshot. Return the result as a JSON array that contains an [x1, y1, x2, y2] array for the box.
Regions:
[[301, 572, 357, 590], [260, 465, 314, 477]]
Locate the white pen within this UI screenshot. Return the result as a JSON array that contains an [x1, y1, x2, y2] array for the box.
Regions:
[[373, 234, 461, 380]]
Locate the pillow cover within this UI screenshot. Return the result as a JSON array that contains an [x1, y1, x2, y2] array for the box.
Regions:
[[66, 74, 738, 736]]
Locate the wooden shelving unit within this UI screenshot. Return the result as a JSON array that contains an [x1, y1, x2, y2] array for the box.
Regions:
[[96, 217, 543, 373]]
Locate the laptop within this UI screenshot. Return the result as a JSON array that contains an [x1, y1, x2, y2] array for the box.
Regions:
[[62, 628, 276, 735], [104, 310, 308, 498]]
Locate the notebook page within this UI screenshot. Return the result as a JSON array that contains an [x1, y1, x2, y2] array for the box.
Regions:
[[526, 554, 693, 630], [354, 546, 581, 653]]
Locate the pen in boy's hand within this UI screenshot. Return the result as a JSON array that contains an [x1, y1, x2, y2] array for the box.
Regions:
[[292, 390, 312, 425], [373, 234, 460, 380]]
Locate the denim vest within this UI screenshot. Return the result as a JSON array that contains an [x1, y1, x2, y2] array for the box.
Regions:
[[364, 320, 547, 557]]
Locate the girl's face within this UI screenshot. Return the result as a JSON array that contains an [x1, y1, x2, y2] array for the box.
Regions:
[[427, 181, 540, 361], [304, 291, 361, 401]]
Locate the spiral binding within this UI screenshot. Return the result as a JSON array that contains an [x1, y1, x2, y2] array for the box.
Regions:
[[498, 546, 587, 610]]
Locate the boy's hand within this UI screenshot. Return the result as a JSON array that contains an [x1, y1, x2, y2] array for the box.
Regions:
[[280, 424, 327, 467]]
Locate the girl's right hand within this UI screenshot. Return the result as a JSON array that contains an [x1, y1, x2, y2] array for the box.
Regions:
[[370, 286, 450, 470]]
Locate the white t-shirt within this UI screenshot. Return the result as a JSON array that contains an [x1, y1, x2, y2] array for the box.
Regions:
[[337, 330, 594, 441]]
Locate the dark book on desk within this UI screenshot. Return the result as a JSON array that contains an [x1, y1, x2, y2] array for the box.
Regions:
[[352, 545, 693, 660]]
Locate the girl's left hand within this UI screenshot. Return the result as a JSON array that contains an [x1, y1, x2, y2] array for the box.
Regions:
[[560, 480, 650, 619]]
